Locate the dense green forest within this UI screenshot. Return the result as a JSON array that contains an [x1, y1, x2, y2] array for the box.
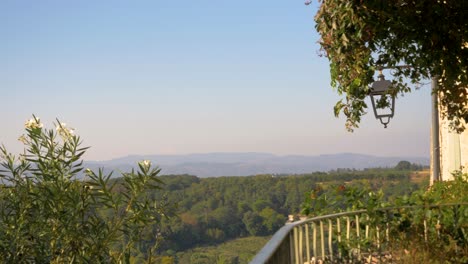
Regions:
[[128, 166, 428, 263]]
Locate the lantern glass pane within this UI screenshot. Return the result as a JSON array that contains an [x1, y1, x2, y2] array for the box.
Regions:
[[370, 94, 395, 118]]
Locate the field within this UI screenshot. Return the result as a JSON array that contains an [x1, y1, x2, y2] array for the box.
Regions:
[[173, 236, 271, 264]]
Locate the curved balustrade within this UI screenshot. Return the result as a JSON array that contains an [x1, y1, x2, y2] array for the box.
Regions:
[[250, 203, 467, 264]]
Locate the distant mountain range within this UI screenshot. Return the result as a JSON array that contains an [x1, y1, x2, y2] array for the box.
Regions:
[[84, 152, 429, 178]]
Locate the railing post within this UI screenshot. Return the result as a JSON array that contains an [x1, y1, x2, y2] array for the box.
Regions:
[[436, 208, 441, 238], [337, 218, 341, 243], [385, 211, 390, 242], [320, 220, 325, 259], [376, 226, 380, 249], [386, 222, 389, 242], [424, 219, 428, 243], [346, 216, 351, 253], [299, 226, 303, 263], [305, 223, 310, 262], [289, 230, 295, 263], [328, 219, 333, 260], [294, 227, 300, 264], [337, 218, 342, 258], [356, 215, 361, 259], [365, 215, 369, 239], [312, 222, 317, 258]]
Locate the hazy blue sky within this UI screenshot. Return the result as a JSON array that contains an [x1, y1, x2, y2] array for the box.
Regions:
[[1, 0, 431, 161]]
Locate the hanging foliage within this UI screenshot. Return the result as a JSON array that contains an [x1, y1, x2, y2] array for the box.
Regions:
[[314, 0, 468, 131]]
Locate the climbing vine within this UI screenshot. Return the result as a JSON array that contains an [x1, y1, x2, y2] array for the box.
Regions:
[[314, 0, 468, 131]]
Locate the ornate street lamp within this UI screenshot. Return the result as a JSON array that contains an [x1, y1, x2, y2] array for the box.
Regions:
[[367, 65, 441, 181], [369, 68, 395, 128]]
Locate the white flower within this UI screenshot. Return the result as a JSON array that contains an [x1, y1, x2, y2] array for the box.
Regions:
[[24, 117, 43, 129], [18, 135, 28, 144], [56, 122, 75, 140], [139, 160, 151, 168], [25, 119, 34, 128], [56, 122, 67, 133]]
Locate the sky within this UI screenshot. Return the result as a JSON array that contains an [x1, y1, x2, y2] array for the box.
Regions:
[[0, 0, 432, 161]]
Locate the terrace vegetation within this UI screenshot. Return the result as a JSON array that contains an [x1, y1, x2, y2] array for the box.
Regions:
[[299, 170, 468, 263], [1, 118, 466, 263]]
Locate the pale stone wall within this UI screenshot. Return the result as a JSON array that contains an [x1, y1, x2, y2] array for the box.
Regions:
[[438, 116, 468, 181]]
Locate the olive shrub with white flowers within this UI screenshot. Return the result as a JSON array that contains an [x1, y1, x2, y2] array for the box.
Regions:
[[0, 116, 172, 263]]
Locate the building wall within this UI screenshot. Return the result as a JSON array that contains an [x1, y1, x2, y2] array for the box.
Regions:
[[437, 116, 468, 182]]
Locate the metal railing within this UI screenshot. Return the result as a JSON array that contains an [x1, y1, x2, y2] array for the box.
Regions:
[[250, 203, 467, 264]]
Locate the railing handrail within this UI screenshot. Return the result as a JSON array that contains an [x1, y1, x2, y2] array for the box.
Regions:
[[250, 210, 368, 264], [250, 222, 297, 263], [250, 203, 468, 264]]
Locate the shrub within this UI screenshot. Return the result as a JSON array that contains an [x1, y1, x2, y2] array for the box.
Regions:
[[301, 172, 468, 263], [0, 116, 172, 263]]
